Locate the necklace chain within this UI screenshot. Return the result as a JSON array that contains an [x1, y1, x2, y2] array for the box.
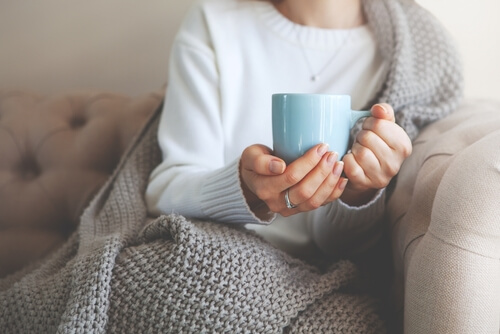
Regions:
[[295, 26, 352, 82]]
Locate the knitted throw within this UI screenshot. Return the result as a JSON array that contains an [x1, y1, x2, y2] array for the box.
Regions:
[[362, 0, 463, 140], [0, 0, 462, 333], [0, 106, 385, 333]]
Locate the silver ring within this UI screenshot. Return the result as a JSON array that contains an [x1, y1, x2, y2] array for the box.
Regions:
[[285, 189, 298, 209]]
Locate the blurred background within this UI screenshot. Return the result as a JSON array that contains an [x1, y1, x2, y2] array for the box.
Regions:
[[1, 0, 499, 100]]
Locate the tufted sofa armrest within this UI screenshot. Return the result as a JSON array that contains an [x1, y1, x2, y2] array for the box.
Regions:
[[386, 99, 500, 330], [0, 90, 163, 277]]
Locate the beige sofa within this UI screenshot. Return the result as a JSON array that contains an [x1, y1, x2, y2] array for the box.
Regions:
[[0, 90, 163, 277], [2, 89, 499, 333], [387, 99, 500, 332], [2, 2, 500, 332]]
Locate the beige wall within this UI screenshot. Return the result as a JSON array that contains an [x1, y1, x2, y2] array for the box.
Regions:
[[0, 1, 194, 95], [1, 0, 499, 100], [418, 0, 500, 100]]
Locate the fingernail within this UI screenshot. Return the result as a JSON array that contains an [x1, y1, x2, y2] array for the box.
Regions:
[[327, 152, 338, 165], [375, 104, 387, 114], [339, 178, 348, 190], [333, 161, 344, 176], [317, 144, 329, 156], [270, 160, 285, 174]]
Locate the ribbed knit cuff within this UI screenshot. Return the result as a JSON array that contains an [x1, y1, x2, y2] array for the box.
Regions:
[[311, 188, 386, 256], [199, 159, 275, 225], [335, 188, 386, 229]]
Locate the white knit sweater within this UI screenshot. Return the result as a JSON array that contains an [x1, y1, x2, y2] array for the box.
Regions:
[[146, 0, 391, 256], [147, 0, 386, 253]]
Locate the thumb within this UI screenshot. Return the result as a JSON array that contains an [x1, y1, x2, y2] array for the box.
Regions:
[[370, 103, 395, 122], [241, 144, 286, 176]]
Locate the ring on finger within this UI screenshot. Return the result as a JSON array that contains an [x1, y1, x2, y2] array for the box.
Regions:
[[285, 189, 298, 209]]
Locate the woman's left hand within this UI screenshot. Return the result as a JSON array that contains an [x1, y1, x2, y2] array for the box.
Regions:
[[341, 103, 412, 205]]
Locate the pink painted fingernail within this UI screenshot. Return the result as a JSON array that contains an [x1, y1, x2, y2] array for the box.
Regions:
[[333, 161, 344, 176], [327, 152, 338, 165], [270, 160, 285, 174], [317, 144, 329, 156], [375, 104, 388, 114]]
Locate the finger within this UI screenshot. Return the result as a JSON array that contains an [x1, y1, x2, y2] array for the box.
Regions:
[[355, 129, 391, 165], [277, 143, 329, 191], [300, 160, 346, 210], [362, 117, 395, 143], [342, 151, 370, 188], [328, 177, 349, 202], [361, 119, 412, 158], [370, 103, 395, 122], [241, 144, 286, 176], [356, 129, 405, 178], [350, 142, 388, 188], [288, 151, 339, 208]]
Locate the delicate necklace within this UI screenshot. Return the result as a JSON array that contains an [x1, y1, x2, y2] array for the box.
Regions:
[[295, 25, 353, 82]]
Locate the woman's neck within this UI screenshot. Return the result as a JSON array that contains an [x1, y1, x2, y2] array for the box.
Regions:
[[273, 0, 365, 29]]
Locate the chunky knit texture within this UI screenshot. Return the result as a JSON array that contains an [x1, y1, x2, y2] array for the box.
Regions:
[[0, 105, 385, 333], [0, 0, 463, 332], [361, 0, 463, 140]]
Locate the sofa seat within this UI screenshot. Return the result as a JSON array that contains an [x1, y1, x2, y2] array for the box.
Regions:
[[0, 91, 162, 277]]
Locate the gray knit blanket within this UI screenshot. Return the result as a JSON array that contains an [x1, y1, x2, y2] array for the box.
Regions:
[[0, 0, 462, 333], [0, 108, 385, 333]]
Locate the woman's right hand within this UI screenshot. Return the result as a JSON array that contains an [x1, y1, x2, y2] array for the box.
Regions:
[[239, 143, 347, 219]]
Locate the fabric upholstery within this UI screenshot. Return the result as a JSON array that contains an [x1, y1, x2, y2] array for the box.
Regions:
[[1, 91, 499, 331], [387, 99, 500, 332], [0, 91, 162, 277]]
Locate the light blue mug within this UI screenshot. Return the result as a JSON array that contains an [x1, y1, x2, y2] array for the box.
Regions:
[[272, 94, 371, 164]]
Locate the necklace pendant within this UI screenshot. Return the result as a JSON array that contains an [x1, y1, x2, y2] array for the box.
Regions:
[[311, 75, 318, 82]]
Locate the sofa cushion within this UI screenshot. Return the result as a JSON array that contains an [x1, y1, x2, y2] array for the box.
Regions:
[[387, 98, 500, 312], [0, 90, 162, 277]]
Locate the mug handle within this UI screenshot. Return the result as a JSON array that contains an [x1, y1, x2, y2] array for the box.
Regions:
[[350, 110, 372, 128]]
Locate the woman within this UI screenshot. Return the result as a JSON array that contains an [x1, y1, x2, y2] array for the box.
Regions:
[[146, 0, 464, 331]]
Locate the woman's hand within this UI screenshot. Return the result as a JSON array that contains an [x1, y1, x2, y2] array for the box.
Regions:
[[240, 143, 347, 218], [341, 103, 412, 206]]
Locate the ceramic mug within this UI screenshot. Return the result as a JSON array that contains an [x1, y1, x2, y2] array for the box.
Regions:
[[272, 93, 371, 164]]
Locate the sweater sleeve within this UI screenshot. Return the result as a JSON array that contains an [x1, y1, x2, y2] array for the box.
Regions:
[[145, 4, 273, 225], [308, 188, 386, 257]]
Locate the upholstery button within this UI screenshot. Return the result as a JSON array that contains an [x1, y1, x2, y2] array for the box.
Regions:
[[0, 91, 162, 279], [69, 115, 86, 129], [18, 156, 41, 180]]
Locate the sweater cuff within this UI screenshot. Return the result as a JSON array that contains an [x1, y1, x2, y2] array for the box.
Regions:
[[199, 159, 275, 225], [312, 188, 386, 256]]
